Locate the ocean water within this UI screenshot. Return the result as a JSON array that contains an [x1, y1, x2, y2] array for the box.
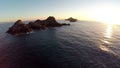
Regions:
[[0, 20, 120, 68]]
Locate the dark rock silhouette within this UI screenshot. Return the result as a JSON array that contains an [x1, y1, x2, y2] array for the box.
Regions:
[[7, 16, 70, 35], [28, 16, 62, 30], [28, 21, 46, 30], [45, 16, 62, 27], [65, 17, 77, 22], [61, 23, 70, 25], [28, 16, 70, 30], [7, 20, 32, 35]]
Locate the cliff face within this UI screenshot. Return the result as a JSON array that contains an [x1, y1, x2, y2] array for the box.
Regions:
[[45, 16, 62, 27], [7, 16, 70, 35], [28, 16, 62, 29], [7, 20, 32, 35], [28, 21, 46, 30]]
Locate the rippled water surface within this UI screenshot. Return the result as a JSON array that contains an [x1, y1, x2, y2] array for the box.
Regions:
[[0, 21, 120, 68]]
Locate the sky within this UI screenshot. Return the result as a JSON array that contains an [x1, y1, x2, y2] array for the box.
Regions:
[[0, 0, 120, 22]]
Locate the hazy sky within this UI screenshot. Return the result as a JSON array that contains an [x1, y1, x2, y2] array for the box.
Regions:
[[0, 0, 120, 22]]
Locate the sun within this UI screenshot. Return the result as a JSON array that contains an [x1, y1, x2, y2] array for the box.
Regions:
[[88, 4, 120, 24]]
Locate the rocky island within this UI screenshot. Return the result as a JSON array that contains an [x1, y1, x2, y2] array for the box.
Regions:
[[7, 16, 70, 35], [65, 17, 77, 22], [7, 20, 32, 35]]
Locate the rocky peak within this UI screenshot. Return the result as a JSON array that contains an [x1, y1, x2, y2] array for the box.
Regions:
[[7, 20, 32, 35], [46, 16, 57, 23], [14, 20, 24, 25], [7, 16, 70, 35], [34, 19, 41, 23]]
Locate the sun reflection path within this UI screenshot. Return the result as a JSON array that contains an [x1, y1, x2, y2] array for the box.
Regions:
[[104, 24, 113, 39], [99, 24, 116, 55], [102, 23, 113, 45]]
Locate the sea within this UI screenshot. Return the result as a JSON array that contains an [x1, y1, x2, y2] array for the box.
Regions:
[[0, 20, 120, 68]]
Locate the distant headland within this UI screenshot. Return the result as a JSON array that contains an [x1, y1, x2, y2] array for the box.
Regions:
[[65, 17, 77, 22], [7, 16, 70, 35]]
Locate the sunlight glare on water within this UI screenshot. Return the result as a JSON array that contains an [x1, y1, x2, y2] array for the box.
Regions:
[[99, 24, 116, 55], [104, 24, 113, 39]]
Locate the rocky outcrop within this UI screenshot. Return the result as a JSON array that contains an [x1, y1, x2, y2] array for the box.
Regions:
[[65, 17, 77, 22], [28, 21, 46, 30], [28, 16, 62, 30], [61, 23, 70, 25], [7, 20, 32, 35], [7, 16, 70, 35], [45, 16, 62, 27]]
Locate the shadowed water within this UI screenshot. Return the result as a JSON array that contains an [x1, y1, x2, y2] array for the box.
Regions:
[[0, 21, 120, 68]]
